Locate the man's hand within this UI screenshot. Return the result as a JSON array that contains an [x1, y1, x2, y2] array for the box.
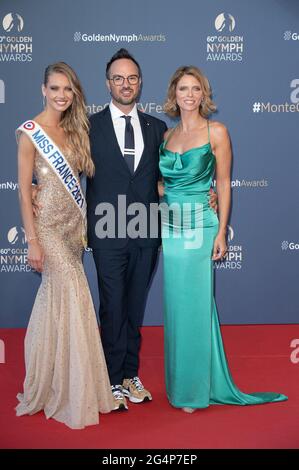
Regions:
[[32, 184, 42, 217], [208, 188, 218, 213], [158, 181, 164, 197]]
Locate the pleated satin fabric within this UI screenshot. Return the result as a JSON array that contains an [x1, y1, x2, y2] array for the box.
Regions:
[[159, 134, 287, 409]]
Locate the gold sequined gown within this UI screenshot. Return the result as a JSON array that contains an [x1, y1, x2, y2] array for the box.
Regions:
[[16, 145, 114, 429]]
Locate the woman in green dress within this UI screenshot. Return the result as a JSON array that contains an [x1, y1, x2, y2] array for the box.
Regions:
[[158, 66, 287, 413]]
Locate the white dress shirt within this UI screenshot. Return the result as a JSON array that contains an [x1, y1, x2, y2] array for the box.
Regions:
[[109, 101, 144, 172]]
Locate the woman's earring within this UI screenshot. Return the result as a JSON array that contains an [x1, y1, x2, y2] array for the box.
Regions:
[[43, 95, 46, 108]]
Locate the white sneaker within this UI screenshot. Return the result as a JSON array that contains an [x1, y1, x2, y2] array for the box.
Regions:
[[111, 385, 128, 411]]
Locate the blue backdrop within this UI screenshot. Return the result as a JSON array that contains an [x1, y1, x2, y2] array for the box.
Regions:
[[0, 0, 298, 327]]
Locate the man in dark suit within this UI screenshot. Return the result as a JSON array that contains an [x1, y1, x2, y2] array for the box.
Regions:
[[87, 49, 167, 410]]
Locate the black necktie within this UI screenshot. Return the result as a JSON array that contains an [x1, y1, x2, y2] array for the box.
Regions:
[[121, 115, 135, 174]]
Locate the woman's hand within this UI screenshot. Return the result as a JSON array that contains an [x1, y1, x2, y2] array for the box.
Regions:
[[27, 239, 45, 272], [212, 232, 227, 261]]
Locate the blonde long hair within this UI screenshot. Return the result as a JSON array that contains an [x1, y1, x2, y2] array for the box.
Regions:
[[164, 65, 216, 119], [44, 62, 94, 176]]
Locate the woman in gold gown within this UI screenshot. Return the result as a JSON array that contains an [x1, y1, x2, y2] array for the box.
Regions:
[[16, 62, 114, 429]]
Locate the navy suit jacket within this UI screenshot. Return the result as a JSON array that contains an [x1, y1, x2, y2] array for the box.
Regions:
[[86, 106, 167, 248]]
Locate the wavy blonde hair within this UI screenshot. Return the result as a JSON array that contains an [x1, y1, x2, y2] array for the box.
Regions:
[[44, 62, 94, 176], [164, 65, 216, 118]]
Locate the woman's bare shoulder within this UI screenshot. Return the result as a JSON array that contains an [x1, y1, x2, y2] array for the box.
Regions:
[[209, 120, 229, 142], [163, 127, 175, 141]]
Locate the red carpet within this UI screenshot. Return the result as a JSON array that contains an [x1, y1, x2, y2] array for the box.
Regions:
[[0, 325, 298, 449]]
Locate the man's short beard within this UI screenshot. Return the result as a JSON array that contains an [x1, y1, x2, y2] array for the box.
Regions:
[[113, 95, 137, 106]]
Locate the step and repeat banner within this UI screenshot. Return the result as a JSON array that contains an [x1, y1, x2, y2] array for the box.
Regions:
[[0, 0, 298, 327]]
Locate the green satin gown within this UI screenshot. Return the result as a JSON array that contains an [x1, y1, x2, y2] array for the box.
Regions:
[[159, 122, 287, 409]]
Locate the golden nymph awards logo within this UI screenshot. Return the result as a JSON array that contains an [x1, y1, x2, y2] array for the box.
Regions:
[[0, 13, 33, 62], [0, 226, 32, 273], [206, 13, 244, 62]]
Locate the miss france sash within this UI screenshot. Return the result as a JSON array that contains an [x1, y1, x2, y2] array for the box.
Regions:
[[16, 120, 87, 246]]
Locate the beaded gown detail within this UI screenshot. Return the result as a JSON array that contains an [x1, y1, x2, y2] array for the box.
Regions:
[[16, 136, 114, 429]]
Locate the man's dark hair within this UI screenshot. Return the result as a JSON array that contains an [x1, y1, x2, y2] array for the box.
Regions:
[[105, 48, 142, 79]]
